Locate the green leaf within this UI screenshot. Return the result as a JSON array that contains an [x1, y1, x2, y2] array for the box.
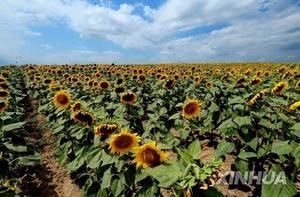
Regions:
[[290, 123, 300, 137], [271, 141, 292, 155], [136, 185, 158, 197], [216, 141, 235, 157], [238, 150, 257, 160], [96, 188, 107, 197], [177, 149, 194, 164], [261, 174, 297, 197], [2, 122, 26, 132], [67, 155, 85, 172], [17, 153, 41, 166], [169, 112, 180, 120], [228, 97, 245, 104], [208, 102, 219, 113], [0, 115, 12, 121], [111, 178, 124, 197], [3, 143, 27, 152], [87, 149, 102, 169], [218, 119, 236, 132], [187, 140, 201, 160], [235, 159, 249, 174], [233, 116, 251, 127], [259, 119, 276, 130], [101, 167, 112, 189], [147, 162, 183, 187]]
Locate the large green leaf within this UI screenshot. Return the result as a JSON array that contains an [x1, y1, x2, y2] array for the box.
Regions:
[[111, 178, 125, 196], [147, 162, 183, 187], [187, 140, 201, 160], [3, 143, 27, 152], [290, 123, 300, 137], [261, 174, 297, 197], [101, 167, 112, 189], [271, 141, 292, 155], [2, 122, 26, 132], [216, 141, 235, 157], [233, 116, 251, 127], [17, 153, 41, 166]]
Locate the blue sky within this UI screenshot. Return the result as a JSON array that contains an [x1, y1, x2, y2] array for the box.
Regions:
[[0, 0, 300, 64]]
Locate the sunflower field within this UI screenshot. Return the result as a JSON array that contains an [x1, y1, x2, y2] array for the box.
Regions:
[[0, 63, 300, 197]]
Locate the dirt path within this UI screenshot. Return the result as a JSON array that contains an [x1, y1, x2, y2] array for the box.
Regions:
[[34, 113, 83, 197], [18, 73, 83, 197]]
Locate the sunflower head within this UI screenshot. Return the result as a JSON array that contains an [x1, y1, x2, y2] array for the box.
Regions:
[[100, 81, 110, 90], [71, 101, 81, 112], [287, 100, 300, 111], [115, 86, 125, 94], [0, 90, 10, 99], [164, 79, 175, 89], [271, 81, 288, 95], [250, 77, 263, 85], [94, 123, 118, 136], [182, 99, 202, 119], [0, 83, 9, 90], [194, 76, 201, 84], [44, 78, 52, 85], [72, 111, 95, 126], [53, 90, 71, 109], [0, 100, 9, 112], [236, 77, 246, 85], [116, 78, 123, 85], [134, 141, 168, 168], [296, 80, 300, 89], [0, 77, 5, 83], [246, 90, 267, 106], [120, 92, 137, 105], [206, 82, 213, 88], [138, 74, 146, 81], [108, 129, 140, 154]]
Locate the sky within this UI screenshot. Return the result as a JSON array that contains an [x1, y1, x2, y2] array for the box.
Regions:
[[0, 0, 300, 64]]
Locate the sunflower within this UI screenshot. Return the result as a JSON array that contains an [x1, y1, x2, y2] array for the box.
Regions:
[[120, 92, 137, 105], [0, 100, 9, 112], [53, 90, 71, 109], [236, 77, 246, 85], [94, 123, 118, 136], [193, 76, 201, 84], [138, 74, 146, 81], [0, 90, 9, 99], [296, 80, 300, 89], [108, 130, 140, 154], [250, 77, 263, 85], [72, 111, 94, 126], [164, 79, 175, 89], [115, 86, 125, 94], [116, 78, 123, 85], [288, 100, 300, 111], [246, 90, 267, 106], [182, 99, 202, 119], [71, 101, 81, 112], [206, 82, 213, 88], [134, 141, 168, 168], [0, 77, 5, 83], [271, 81, 288, 95], [99, 80, 110, 90], [0, 83, 9, 90], [49, 82, 61, 91], [43, 78, 52, 85]]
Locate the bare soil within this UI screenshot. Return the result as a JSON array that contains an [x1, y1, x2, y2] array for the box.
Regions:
[[18, 94, 82, 197]]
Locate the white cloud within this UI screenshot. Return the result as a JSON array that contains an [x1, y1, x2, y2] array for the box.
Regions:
[[45, 50, 122, 64], [40, 44, 52, 50], [0, 0, 300, 63]]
